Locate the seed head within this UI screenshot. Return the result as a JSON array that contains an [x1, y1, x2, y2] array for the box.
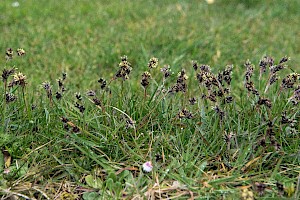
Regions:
[[16, 48, 26, 56], [12, 72, 27, 87], [5, 93, 16, 103], [5, 48, 13, 60], [148, 57, 158, 69], [141, 71, 151, 88], [2, 68, 15, 82], [160, 65, 171, 78]]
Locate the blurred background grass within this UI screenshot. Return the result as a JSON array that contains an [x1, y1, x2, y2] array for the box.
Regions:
[[1, 0, 299, 88]]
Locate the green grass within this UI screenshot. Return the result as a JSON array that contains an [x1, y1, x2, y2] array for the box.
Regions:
[[0, 0, 299, 199]]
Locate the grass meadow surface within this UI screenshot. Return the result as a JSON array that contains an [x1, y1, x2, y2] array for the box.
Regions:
[[0, 0, 300, 199]]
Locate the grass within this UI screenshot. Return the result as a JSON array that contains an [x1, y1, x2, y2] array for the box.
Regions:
[[0, 0, 299, 199]]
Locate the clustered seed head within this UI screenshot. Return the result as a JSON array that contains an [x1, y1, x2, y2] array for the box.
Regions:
[[10, 72, 27, 87], [141, 71, 151, 88], [160, 65, 171, 78], [192, 61, 198, 71], [148, 57, 158, 69], [86, 90, 96, 97], [75, 102, 85, 113], [243, 60, 260, 96], [126, 118, 136, 129], [289, 85, 300, 105], [2, 67, 15, 82], [5, 48, 13, 60], [197, 69, 218, 90], [259, 56, 274, 78], [280, 111, 296, 128], [266, 122, 281, 150], [212, 106, 225, 121], [177, 109, 193, 119], [244, 60, 254, 82], [281, 73, 299, 89], [254, 182, 267, 196], [42, 81, 52, 98], [75, 92, 82, 100], [55, 72, 67, 100], [189, 97, 197, 105], [92, 98, 101, 106], [257, 97, 272, 109], [98, 78, 107, 89], [115, 55, 132, 80], [279, 55, 290, 64], [16, 48, 26, 56], [224, 96, 233, 104], [5, 92, 16, 103], [61, 117, 80, 133], [169, 69, 188, 93], [269, 73, 279, 86], [222, 65, 233, 85]]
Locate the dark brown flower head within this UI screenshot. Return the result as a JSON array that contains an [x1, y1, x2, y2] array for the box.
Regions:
[[269, 73, 278, 85], [16, 48, 26, 56], [12, 72, 27, 87], [92, 98, 101, 106], [244, 81, 259, 96], [207, 93, 217, 102], [5, 93, 16, 103], [115, 55, 132, 80], [259, 56, 269, 75], [126, 118, 136, 129], [197, 71, 218, 90], [5, 48, 13, 60], [141, 71, 151, 88], [189, 97, 197, 105], [121, 55, 128, 62], [254, 182, 266, 196], [55, 92, 62, 99], [281, 73, 299, 89], [86, 90, 96, 97], [62, 72, 67, 80], [177, 109, 193, 119], [57, 78, 63, 88], [61, 86, 66, 92], [61, 117, 69, 123], [270, 64, 284, 74], [200, 64, 211, 72], [223, 65, 233, 85], [289, 85, 300, 105], [98, 78, 107, 89], [192, 61, 198, 71], [244, 60, 254, 82], [160, 65, 171, 78], [212, 106, 225, 120], [2, 68, 15, 82], [224, 96, 233, 104], [72, 126, 80, 133], [279, 56, 290, 64], [75, 92, 82, 100], [75, 102, 85, 113], [42, 81, 52, 98], [276, 182, 284, 194], [42, 81, 51, 90], [169, 69, 188, 93], [257, 97, 272, 108], [148, 57, 158, 69]]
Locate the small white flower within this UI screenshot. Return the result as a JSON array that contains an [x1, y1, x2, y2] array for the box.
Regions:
[[12, 2, 20, 7], [206, 0, 215, 4], [142, 161, 153, 173]]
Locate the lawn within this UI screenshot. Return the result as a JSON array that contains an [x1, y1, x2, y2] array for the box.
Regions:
[[0, 0, 299, 199]]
